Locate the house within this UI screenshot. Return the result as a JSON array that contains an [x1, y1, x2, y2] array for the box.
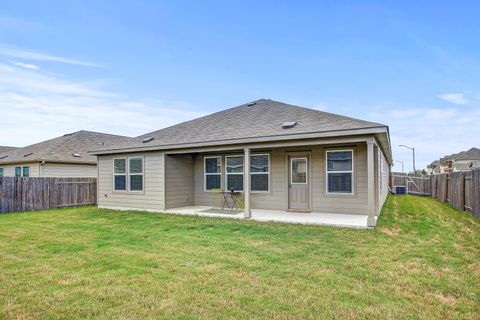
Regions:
[[426, 160, 440, 175], [428, 147, 480, 174], [0, 131, 129, 178], [92, 99, 392, 227], [452, 147, 480, 171]]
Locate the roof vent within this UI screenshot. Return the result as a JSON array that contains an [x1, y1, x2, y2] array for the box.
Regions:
[[23, 152, 33, 157], [72, 153, 82, 157], [247, 102, 256, 106], [63, 133, 74, 136], [0, 155, 8, 159], [142, 137, 155, 143], [282, 121, 297, 129]]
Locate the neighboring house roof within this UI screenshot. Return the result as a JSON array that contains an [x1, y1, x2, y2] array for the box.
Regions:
[[454, 147, 480, 161], [427, 160, 439, 169], [92, 99, 390, 159], [0, 146, 17, 154], [0, 131, 130, 165]]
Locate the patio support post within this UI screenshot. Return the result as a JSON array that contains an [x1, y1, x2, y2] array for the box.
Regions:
[[367, 139, 376, 227], [244, 147, 251, 218]]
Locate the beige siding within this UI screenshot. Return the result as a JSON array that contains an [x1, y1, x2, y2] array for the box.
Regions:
[[41, 163, 97, 177], [377, 146, 390, 214], [165, 154, 194, 209], [193, 143, 369, 215], [97, 151, 165, 211], [312, 144, 368, 215], [0, 163, 40, 177]]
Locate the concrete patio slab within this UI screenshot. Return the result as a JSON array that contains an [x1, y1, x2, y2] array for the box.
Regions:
[[163, 206, 370, 228]]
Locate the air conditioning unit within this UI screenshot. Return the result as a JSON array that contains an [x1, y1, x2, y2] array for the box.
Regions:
[[394, 186, 406, 195]]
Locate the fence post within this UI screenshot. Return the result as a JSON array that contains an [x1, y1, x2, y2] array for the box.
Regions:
[[472, 168, 480, 217]]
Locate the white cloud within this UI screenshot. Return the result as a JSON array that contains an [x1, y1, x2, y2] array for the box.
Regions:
[[0, 45, 96, 67], [367, 105, 480, 173], [9, 60, 39, 70], [0, 63, 205, 147], [439, 93, 469, 105]]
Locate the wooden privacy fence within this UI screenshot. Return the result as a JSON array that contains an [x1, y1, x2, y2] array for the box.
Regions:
[[431, 169, 480, 217], [0, 177, 96, 214], [393, 168, 480, 218]]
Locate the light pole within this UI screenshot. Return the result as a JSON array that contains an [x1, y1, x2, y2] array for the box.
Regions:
[[399, 145, 416, 173], [395, 160, 404, 173]]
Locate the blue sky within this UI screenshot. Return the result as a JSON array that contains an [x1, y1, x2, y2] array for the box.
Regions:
[[1, 1, 479, 172]]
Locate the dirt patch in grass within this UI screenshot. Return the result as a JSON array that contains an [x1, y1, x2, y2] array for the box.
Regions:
[[436, 293, 457, 306], [378, 226, 401, 236]]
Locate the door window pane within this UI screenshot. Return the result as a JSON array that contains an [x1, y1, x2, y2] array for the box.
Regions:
[[291, 158, 307, 184]]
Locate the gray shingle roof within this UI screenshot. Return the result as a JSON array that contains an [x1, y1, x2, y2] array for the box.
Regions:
[[454, 147, 480, 161], [0, 146, 16, 154], [0, 131, 130, 165], [95, 99, 386, 152]]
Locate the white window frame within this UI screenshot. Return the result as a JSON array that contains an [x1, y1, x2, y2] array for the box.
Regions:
[[128, 157, 144, 192], [251, 153, 270, 193], [290, 157, 308, 185], [15, 166, 22, 177], [225, 155, 244, 192], [204, 156, 222, 192], [325, 149, 354, 195], [113, 157, 127, 192]]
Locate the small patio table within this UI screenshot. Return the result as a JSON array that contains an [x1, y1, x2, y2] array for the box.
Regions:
[[221, 191, 242, 210]]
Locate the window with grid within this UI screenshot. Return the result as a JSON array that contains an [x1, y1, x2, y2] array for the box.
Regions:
[[129, 157, 144, 191], [326, 150, 353, 194], [113, 158, 127, 191], [251, 154, 269, 192], [226, 155, 244, 191], [204, 156, 221, 191]]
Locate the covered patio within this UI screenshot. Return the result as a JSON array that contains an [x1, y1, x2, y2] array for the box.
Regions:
[[163, 206, 371, 229], [163, 135, 383, 228]]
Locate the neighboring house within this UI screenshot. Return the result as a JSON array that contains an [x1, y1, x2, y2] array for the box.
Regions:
[[92, 99, 392, 227], [452, 147, 480, 171], [427, 147, 480, 174], [0, 131, 129, 178], [426, 160, 440, 175]]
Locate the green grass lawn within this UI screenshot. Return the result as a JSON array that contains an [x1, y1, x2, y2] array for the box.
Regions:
[[0, 195, 479, 319]]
